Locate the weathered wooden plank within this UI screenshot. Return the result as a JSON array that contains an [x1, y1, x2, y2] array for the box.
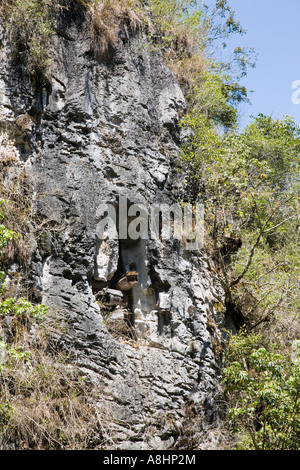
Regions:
[[96, 288, 128, 307], [113, 271, 139, 291]]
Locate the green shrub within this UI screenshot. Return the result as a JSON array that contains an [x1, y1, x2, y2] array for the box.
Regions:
[[0, 297, 48, 320], [223, 332, 300, 450]]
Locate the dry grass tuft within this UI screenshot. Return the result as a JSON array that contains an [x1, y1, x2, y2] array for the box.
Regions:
[[168, 53, 209, 103], [87, 0, 143, 56], [0, 313, 114, 450]]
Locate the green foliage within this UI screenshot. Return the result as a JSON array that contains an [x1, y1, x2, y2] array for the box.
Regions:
[[0, 210, 48, 321], [0, 297, 48, 320], [146, 0, 247, 51], [0, 403, 12, 435], [8, 346, 31, 362], [147, 0, 206, 48], [241, 114, 300, 187], [223, 331, 300, 450], [224, 327, 263, 364], [229, 117, 299, 335], [292, 340, 300, 365], [189, 70, 248, 129], [0, 199, 21, 295], [180, 38, 300, 451], [180, 111, 300, 336], [207, 0, 246, 40], [0, 199, 18, 255], [0, 225, 15, 256], [146, 0, 252, 119]]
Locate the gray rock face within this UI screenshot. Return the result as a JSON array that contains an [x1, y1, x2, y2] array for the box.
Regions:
[[0, 12, 227, 449]]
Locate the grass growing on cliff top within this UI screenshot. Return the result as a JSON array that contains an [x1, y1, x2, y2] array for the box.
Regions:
[[81, 0, 253, 128], [0, 0, 54, 79], [0, 0, 254, 110]]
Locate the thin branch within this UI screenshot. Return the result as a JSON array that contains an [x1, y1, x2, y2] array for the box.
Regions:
[[263, 215, 296, 234], [248, 295, 284, 331], [230, 212, 296, 288], [230, 231, 261, 287], [26, 415, 64, 449]]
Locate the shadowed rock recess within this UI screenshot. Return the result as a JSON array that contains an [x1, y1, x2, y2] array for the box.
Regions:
[[0, 10, 228, 450]]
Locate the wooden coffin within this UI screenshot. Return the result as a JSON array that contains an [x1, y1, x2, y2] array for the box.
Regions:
[[97, 288, 128, 307], [113, 271, 139, 291]]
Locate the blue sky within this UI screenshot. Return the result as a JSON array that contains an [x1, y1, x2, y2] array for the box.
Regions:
[[202, 0, 300, 129]]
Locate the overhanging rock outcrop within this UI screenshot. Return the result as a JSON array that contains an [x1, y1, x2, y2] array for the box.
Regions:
[[0, 9, 227, 450]]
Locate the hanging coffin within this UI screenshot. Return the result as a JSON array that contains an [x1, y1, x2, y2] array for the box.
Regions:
[[113, 271, 139, 291], [97, 288, 128, 307]]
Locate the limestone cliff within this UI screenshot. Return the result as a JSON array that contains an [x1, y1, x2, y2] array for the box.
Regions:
[[0, 7, 228, 449]]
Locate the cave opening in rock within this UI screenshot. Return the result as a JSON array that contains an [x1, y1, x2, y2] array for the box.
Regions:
[[92, 236, 145, 339]]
